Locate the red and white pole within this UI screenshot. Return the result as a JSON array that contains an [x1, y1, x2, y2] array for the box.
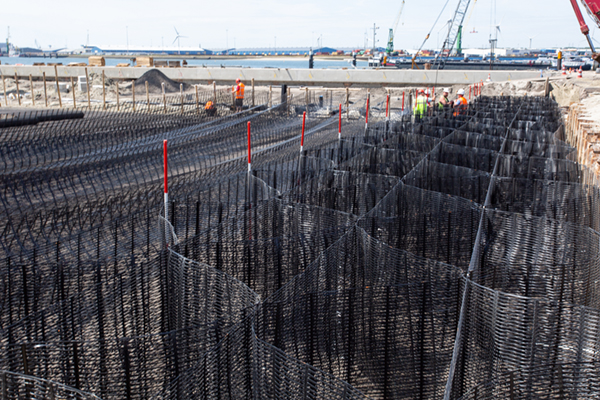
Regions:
[[338, 103, 342, 139], [402, 91, 405, 111], [386, 94, 390, 121], [163, 140, 169, 243], [469, 85, 472, 100], [365, 94, 370, 131], [247, 121, 252, 172], [300, 111, 306, 153]]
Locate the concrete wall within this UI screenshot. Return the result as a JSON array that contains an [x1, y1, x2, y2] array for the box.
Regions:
[[0, 65, 543, 87]]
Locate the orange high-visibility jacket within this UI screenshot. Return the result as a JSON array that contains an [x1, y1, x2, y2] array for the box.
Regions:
[[235, 83, 245, 99], [453, 96, 467, 116]]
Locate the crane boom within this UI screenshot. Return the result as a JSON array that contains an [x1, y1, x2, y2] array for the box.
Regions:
[[569, 0, 596, 51], [580, 0, 600, 26], [392, 0, 406, 34], [387, 0, 406, 54], [433, 0, 472, 69]]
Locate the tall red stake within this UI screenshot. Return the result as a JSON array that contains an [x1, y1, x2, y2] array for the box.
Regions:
[[247, 121, 251, 172], [338, 104, 342, 139], [163, 139, 169, 244], [301, 111, 306, 153], [386, 95, 390, 120], [365, 95, 370, 130]]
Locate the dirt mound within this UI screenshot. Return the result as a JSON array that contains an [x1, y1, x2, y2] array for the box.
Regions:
[[134, 69, 190, 94]]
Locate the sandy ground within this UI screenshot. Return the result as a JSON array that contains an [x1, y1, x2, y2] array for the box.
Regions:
[[3, 69, 600, 123], [0, 73, 470, 115]]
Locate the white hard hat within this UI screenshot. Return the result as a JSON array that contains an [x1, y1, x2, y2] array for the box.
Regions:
[[457, 88, 465, 95], [443, 88, 450, 93]]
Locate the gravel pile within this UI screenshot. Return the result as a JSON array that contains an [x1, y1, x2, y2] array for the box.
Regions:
[[134, 69, 190, 94]]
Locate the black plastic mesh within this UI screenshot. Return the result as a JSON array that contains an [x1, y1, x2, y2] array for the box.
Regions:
[[2, 93, 600, 400]]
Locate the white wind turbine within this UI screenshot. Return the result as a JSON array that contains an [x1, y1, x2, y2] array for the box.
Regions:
[[173, 27, 187, 55]]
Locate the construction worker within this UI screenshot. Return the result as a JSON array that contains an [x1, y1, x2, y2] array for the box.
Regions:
[[413, 89, 427, 121], [204, 100, 216, 116], [425, 89, 432, 115], [233, 78, 245, 112], [438, 88, 451, 111], [453, 88, 468, 116]]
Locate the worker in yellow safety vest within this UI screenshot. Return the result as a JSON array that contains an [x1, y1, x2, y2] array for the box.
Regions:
[[413, 89, 427, 121], [453, 88, 468, 117], [438, 88, 451, 112], [233, 78, 245, 112]]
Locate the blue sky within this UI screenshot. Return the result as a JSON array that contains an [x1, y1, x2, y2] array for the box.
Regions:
[[4, 0, 598, 50]]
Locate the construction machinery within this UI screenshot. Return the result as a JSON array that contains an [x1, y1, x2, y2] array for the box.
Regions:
[[569, 0, 599, 53], [432, 0, 472, 69], [386, 0, 406, 55]]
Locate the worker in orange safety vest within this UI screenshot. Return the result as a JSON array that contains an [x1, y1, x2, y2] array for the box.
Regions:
[[204, 100, 216, 116], [453, 88, 468, 116], [233, 78, 245, 112]]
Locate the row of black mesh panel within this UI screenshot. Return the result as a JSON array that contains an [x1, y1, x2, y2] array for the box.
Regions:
[[0, 101, 410, 398], [3, 95, 600, 399], [0, 115, 354, 331], [0, 107, 327, 255], [0, 251, 260, 399], [470, 207, 600, 306], [0, 105, 313, 200], [490, 177, 600, 230], [0, 88, 267, 172]]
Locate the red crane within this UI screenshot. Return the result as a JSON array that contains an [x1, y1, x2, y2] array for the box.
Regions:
[[569, 0, 600, 52]]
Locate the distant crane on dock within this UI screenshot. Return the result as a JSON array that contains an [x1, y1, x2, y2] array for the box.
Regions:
[[6, 27, 10, 56], [432, 0, 473, 69], [386, 0, 406, 55]]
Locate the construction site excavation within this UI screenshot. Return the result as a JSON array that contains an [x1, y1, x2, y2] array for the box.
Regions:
[[2, 59, 600, 400], [7, 0, 600, 394]]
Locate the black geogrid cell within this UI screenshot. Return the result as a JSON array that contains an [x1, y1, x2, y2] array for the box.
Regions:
[[2, 94, 600, 399]]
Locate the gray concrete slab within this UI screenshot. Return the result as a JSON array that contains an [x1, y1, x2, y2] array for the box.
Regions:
[[0, 65, 544, 87]]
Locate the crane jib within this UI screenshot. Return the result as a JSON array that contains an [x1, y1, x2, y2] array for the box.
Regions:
[[433, 0, 472, 70]]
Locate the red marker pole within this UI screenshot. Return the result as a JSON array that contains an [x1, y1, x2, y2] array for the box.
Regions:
[[386, 94, 390, 121], [300, 111, 306, 153], [469, 85, 472, 100], [365, 95, 370, 131], [402, 91, 405, 111], [247, 121, 251, 172], [163, 139, 169, 245], [338, 103, 342, 139]]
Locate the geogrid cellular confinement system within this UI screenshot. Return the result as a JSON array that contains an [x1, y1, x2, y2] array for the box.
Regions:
[[1, 87, 600, 400]]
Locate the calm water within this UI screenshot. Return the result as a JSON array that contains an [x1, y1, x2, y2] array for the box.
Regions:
[[1, 55, 535, 69], [1, 56, 369, 69]]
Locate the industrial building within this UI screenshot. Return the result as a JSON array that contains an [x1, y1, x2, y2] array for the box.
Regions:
[[82, 45, 213, 56]]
